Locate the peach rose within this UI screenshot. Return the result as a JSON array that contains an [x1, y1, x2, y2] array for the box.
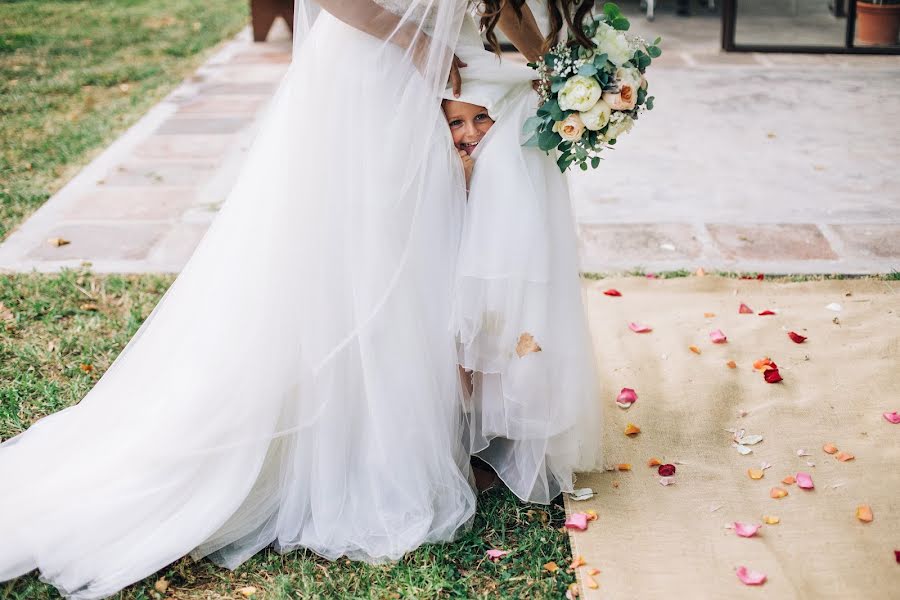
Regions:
[[553, 113, 586, 142]]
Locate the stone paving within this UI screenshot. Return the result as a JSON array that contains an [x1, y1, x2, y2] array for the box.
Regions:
[[0, 15, 898, 275]]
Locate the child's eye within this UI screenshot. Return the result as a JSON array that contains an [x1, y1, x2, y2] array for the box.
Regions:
[[449, 119, 463, 128], [475, 113, 490, 122]]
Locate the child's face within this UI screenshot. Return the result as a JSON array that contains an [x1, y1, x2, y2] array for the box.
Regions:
[[442, 100, 494, 155]]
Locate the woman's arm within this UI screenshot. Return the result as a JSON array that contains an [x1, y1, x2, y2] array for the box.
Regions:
[[496, 2, 545, 62]]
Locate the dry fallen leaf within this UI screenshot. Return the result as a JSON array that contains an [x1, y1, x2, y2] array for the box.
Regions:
[[543, 561, 559, 573], [47, 237, 70, 247], [237, 587, 258, 598], [770, 487, 788, 499], [79, 364, 94, 373], [763, 515, 780, 525], [154, 578, 169, 594], [515, 332, 541, 358], [80, 302, 99, 311], [856, 504, 873, 523], [748, 468, 764, 480], [0, 303, 13, 323], [624, 423, 641, 436]]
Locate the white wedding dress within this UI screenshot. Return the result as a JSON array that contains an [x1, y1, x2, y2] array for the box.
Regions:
[[0, 2, 601, 598]]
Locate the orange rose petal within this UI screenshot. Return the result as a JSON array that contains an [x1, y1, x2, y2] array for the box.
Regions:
[[586, 510, 598, 521], [567, 582, 580, 598], [543, 561, 559, 573], [753, 357, 773, 371], [624, 424, 641, 436], [588, 568, 600, 576], [748, 468, 765, 480], [569, 555, 586, 569], [823, 443, 838, 454], [770, 487, 788, 499], [689, 345, 701, 354], [616, 463, 631, 471], [648, 457, 662, 467], [782, 475, 796, 485], [856, 504, 873, 523], [835, 451, 855, 462], [704, 312, 716, 318], [763, 515, 780, 525], [726, 360, 737, 369], [585, 574, 599, 589]]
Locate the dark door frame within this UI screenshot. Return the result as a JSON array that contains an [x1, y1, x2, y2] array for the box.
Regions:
[[721, 0, 900, 53]]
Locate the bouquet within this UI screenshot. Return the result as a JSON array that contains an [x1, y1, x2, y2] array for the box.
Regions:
[[522, 3, 661, 173]]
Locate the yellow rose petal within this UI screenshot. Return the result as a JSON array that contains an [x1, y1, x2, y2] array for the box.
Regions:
[[763, 515, 780, 525], [748, 468, 764, 480]]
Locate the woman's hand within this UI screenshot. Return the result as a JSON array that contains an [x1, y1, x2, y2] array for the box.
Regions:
[[448, 55, 468, 98]]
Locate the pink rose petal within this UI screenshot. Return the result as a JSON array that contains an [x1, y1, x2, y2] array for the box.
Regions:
[[486, 549, 509, 561], [616, 387, 638, 408], [796, 472, 814, 490], [709, 329, 728, 344], [883, 411, 900, 424], [628, 322, 652, 333], [565, 513, 589, 531], [736, 566, 767, 586], [739, 303, 754, 314], [733, 522, 761, 538]]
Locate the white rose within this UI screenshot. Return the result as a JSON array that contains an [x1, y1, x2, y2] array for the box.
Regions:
[[557, 75, 602, 113], [553, 113, 586, 142], [604, 114, 634, 142], [592, 23, 633, 67], [579, 99, 611, 131]]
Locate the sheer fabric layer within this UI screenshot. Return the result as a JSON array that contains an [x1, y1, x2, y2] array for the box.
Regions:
[[0, 3, 476, 599]]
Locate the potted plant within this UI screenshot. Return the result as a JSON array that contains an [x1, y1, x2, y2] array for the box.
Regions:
[[856, 0, 900, 45]]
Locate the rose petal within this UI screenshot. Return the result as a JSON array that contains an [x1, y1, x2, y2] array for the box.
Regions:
[[569, 555, 586, 569], [589, 568, 600, 576], [748, 468, 764, 480], [788, 331, 807, 343], [648, 457, 661, 467], [658, 476, 675, 486], [617, 463, 631, 471], [856, 504, 873, 523], [796, 449, 810, 457], [646, 273, 658, 279], [603, 288, 622, 296], [770, 487, 788, 499], [695, 267, 706, 276], [759, 310, 776, 316], [825, 303, 842, 312], [569, 488, 595, 501], [565, 514, 588, 531], [736, 566, 767, 586], [782, 475, 796, 485], [616, 387, 638, 408], [585, 574, 599, 589], [709, 329, 728, 344], [658, 464, 676, 477], [726, 360, 737, 369], [739, 303, 754, 314], [835, 451, 854, 462], [586, 510, 598, 521], [894, 550, 899, 563], [733, 443, 753, 455], [764, 368, 783, 383], [883, 411, 900, 424], [734, 522, 761, 538], [689, 345, 701, 354], [628, 322, 652, 333], [796, 472, 814, 489], [543, 561, 559, 573], [763, 515, 780, 525], [704, 312, 716, 318], [624, 423, 641, 436], [823, 443, 838, 454], [486, 549, 509, 560], [753, 357, 773, 371], [740, 434, 764, 445]]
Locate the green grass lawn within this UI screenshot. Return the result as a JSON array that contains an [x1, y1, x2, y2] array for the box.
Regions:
[[0, 0, 250, 241], [0, 270, 576, 599]]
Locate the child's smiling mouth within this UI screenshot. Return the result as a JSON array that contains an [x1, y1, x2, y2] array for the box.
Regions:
[[459, 140, 480, 154]]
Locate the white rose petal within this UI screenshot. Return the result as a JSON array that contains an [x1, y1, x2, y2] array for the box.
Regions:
[[579, 99, 611, 131], [557, 75, 602, 112]]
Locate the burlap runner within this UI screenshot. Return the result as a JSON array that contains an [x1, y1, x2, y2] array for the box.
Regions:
[[565, 276, 899, 599]]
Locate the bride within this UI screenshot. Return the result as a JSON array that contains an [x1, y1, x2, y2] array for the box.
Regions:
[[0, 1, 601, 598]]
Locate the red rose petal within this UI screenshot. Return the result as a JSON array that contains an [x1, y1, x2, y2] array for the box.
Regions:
[[895, 550, 899, 563], [739, 303, 754, 314], [764, 368, 783, 383], [788, 331, 807, 343], [658, 464, 676, 477], [757, 273, 765, 280], [758, 310, 776, 316], [603, 289, 622, 297]]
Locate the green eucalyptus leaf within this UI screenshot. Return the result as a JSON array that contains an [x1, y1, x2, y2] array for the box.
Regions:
[[522, 115, 544, 135], [591, 156, 601, 169], [578, 63, 598, 76], [612, 16, 630, 31], [603, 3, 621, 19], [647, 45, 662, 58]]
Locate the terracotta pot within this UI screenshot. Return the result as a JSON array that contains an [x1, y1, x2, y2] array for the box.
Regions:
[[856, 1, 900, 46]]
